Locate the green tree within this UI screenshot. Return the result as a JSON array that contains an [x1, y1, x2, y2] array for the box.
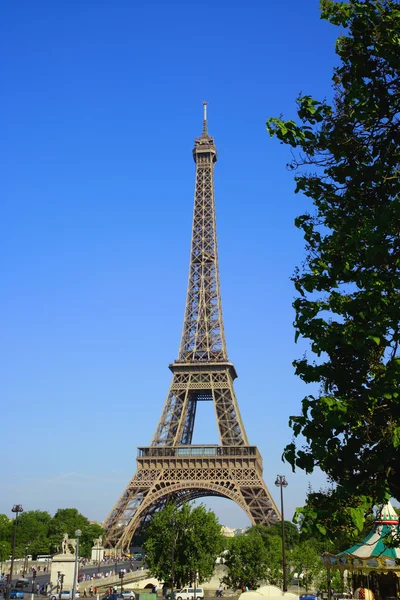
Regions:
[[144, 502, 223, 589], [248, 521, 300, 551], [290, 541, 324, 592], [0, 508, 103, 560], [79, 523, 104, 559], [222, 531, 269, 590], [295, 488, 376, 554], [264, 536, 284, 587], [15, 511, 52, 558], [0, 516, 12, 543], [0, 541, 11, 567], [266, 0, 400, 535], [47, 509, 103, 557], [48, 509, 89, 539]]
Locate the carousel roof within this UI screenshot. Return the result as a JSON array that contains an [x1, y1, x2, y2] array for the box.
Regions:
[[340, 501, 400, 560]]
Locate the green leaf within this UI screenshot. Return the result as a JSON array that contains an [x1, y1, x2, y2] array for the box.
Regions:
[[348, 507, 365, 532], [392, 427, 400, 449], [316, 523, 327, 535]]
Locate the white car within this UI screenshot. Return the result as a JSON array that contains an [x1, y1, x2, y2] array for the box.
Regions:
[[175, 588, 204, 600], [50, 592, 80, 600], [121, 593, 136, 599]]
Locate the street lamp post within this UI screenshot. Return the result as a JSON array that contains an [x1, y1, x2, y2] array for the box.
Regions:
[[275, 476, 288, 593], [6, 504, 24, 600], [72, 530, 82, 600], [23, 546, 29, 577], [59, 573, 65, 600], [119, 570, 124, 593], [31, 568, 37, 598], [170, 516, 176, 595]]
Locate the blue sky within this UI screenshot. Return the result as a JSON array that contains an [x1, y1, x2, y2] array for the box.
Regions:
[[2, 0, 340, 527]]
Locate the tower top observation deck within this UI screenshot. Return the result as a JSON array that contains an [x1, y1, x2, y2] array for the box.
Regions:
[[193, 101, 217, 162]]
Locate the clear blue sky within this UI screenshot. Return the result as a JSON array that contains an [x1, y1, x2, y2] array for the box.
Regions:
[[2, 1, 340, 527]]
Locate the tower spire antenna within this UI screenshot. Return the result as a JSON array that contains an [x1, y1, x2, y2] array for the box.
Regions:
[[202, 100, 208, 136]]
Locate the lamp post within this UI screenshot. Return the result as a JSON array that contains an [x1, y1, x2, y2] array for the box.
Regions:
[[6, 504, 24, 600], [31, 568, 37, 598], [72, 530, 82, 600], [119, 570, 124, 593], [59, 573, 65, 600], [23, 546, 29, 577], [275, 475, 288, 593]]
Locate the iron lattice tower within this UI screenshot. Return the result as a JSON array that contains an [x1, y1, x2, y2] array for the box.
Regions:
[[104, 104, 280, 549]]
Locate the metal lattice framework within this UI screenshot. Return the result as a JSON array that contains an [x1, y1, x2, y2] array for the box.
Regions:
[[104, 104, 280, 549]]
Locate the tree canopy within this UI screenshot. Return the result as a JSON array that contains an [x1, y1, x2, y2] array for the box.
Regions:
[[267, 0, 400, 535], [248, 521, 300, 551], [222, 531, 269, 590], [144, 502, 224, 589], [223, 524, 324, 591], [0, 508, 103, 559]]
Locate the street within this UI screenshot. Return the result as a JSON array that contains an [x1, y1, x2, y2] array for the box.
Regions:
[[10, 561, 137, 589]]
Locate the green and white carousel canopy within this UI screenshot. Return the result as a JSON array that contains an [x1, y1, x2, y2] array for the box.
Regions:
[[322, 501, 400, 573]]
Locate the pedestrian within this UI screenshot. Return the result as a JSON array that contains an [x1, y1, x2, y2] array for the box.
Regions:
[[83, 589, 87, 598]]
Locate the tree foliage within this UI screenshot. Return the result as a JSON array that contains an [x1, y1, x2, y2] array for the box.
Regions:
[[15, 511, 52, 558], [144, 502, 224, 588], [248, 521, 300, 551], [295, 488, 376, 552], [266, 0, 400, 534], [0, 508, 103, 559], [290, 541, 325, 592], [223, 524, 301, 590], [222, 531, 269, 590]]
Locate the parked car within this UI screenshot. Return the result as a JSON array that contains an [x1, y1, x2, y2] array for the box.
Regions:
[[50, 592, 80, 600], [121, 592, 136, 599], [175, 588, 204, 600], [10, 591, 25, 599]]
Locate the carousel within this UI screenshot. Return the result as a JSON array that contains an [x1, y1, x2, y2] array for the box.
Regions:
[[322, 502, 400, 600]]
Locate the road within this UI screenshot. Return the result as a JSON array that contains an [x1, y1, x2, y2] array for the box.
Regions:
[[11, 561, 140, 589]]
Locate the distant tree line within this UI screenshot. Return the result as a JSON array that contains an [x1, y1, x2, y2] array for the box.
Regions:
[[0, 508, 104, 561]]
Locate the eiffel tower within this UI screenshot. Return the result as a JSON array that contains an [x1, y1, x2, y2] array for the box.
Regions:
[[104, 103, 280, 550]]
